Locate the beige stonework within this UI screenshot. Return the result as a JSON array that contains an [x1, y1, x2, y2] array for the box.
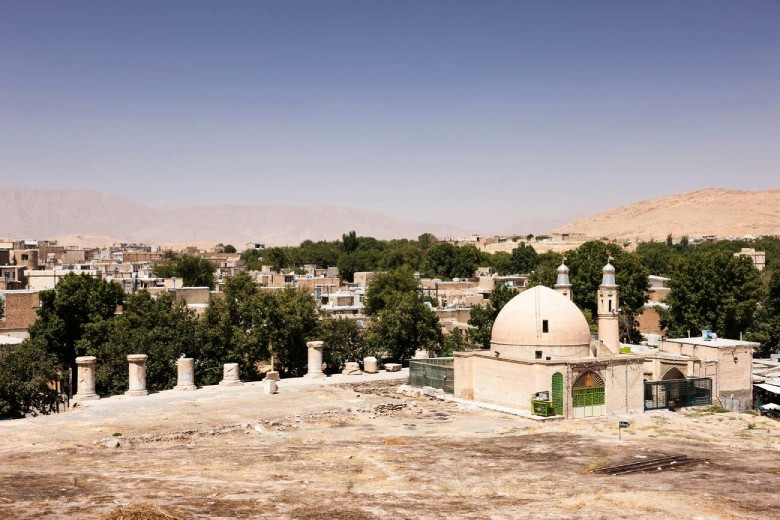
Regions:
[[74, 356, 100, 401], [305, 341, 326, 379], [126, 355, 149, 397], [174, 358, 196, 391]]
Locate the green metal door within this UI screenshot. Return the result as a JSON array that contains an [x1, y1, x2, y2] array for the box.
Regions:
[[572, 387, 605, 418], [552, 372, 563, 416]]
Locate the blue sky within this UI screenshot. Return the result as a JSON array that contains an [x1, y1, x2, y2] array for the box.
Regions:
[[2, 1, 779, 232]]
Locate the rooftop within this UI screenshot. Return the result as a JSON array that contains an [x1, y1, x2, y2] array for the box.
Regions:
[[664, 337, 760, 348]]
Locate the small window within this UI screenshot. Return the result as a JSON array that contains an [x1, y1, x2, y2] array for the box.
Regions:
[[542, 320, 549, 333], [535, 351, 543, 359], [21, 254, 29, 262]]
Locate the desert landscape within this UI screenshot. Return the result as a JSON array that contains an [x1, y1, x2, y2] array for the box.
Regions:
[[1, 374, 778, 520]]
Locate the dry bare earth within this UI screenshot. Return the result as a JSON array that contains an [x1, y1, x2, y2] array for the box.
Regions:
[[554, 188, 780, 242], [1, 381, 779, 519]]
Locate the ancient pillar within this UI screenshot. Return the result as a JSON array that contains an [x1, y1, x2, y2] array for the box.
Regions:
[[363, 356, 378, 374], [74, 356, 100, 401], [304, 341, 326, 379], [126, 354, 148, 396], [174, 357, 197, 391], [219, 363, 243, 386]]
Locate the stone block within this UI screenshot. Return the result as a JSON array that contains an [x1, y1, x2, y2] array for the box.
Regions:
[[264, 380, 278, 395], [363, 356, 378, 374], [385, 363, 402, 372], [342, 361, 362, 375]]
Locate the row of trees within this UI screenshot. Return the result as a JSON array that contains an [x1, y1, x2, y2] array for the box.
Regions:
[[239, 232, 542, 282], [0, 268, 443, 418]]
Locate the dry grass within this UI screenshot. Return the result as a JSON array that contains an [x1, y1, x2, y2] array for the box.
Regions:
[[97, 503, 188, 520]]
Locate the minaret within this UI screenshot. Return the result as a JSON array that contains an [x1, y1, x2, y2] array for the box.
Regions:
[[554, 258, 573, 301], [597, 257, 620, 353]]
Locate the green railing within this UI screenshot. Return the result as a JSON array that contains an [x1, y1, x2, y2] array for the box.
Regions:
[[531, 400, 554, 417], [644, 377, 712, 410], [408, 358, 454, 394]]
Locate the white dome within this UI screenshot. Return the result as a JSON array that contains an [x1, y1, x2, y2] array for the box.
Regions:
[[491, 285, 591, 348]]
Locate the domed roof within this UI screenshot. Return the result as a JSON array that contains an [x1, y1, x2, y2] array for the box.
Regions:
[[601, 260, 616, 286], [491, 285, 591, 347]]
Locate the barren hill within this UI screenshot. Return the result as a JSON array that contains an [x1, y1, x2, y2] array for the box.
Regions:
[[554, 188, 780, 241], [0, 188, 466, 246]]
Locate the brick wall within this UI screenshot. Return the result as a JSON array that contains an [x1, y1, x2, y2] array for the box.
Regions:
[[0, 291, 40, 332]]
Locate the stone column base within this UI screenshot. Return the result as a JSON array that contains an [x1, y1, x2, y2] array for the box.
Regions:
[[174, 384, 197, 391], [303, 372, 326, 379], [125, 389, 149, 397], [73, 393, 100, 402], [219, 380, 244, 387]]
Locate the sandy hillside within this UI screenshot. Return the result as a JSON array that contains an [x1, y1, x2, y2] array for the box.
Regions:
[[554, 188, 780, 241]]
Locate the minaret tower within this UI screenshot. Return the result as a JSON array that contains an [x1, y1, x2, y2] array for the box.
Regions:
[[597, 257, 620, 353], [554, 258, 573, 301]]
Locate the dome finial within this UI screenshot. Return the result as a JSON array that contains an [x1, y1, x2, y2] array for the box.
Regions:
[[601, 256, 616, 286]]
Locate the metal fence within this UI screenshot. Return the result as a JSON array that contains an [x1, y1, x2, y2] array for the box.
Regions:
[[644, 377, 712, 411], [408, 357, 454, 394]]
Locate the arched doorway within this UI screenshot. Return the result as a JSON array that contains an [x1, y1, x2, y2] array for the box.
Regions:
[[572, 369, 605, 418], [661, 366, 686, 402], [552, 373, 564, 416], [662, 367, 685, 380]]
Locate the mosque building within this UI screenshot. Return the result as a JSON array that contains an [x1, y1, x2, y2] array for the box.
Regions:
[[452, 260, 756, 418]]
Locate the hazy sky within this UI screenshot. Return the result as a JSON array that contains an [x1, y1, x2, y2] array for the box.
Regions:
[[2, 1, 779, 233]]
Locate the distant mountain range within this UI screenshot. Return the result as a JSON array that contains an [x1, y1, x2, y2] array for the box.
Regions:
[[554, 188, 780, 241], [0, 188, 468, 247]]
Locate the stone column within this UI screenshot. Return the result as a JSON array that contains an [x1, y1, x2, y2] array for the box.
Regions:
[[304, 341, 326, 379], [126, 354, 148, 396], [219, 363, 243, 386], [74, 356, 100, 401], [174, 357, 197, 391], [363, 356, 378, 374]]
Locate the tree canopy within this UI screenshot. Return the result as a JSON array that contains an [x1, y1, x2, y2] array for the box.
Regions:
[[660, 250, 763, 339]]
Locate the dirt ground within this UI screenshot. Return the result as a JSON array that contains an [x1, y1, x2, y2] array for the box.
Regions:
[[1, 378, 779, 519]]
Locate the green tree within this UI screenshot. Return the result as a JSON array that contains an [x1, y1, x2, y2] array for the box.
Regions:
[[635, 241, 675, 276], [421, 243, 483, 279], [441, 328, 471, 356], [417, 233, 438, 250], [660, 250, 763, 339], [365, 291, 442, 361], [564, 241, 649, 342], [486, 251, 513, 276], [153, 255, 216, 288], [527, 251, 563, 288], [380, 240, 423, 272], [510, 242, 538, 274], [364, 268, 419, 316], [195, 272, 268, 383], [0, 296, 4, 320], [321, 317, 368, 373], [747, 268, 780, 356], [79, 291, 198, 396], [342, 230, 359, 254], [29, 273, 125, 392], [173, 255, 216, 289], [223, 244, 237, 254], [467, 283, 518, 348], [197, 275, 320, 381], [0, 338, 61, 419]]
